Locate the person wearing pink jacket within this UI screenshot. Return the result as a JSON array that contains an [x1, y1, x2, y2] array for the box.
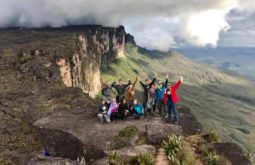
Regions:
[[107, 98, 118, 121], [163, 76, 183, 124]]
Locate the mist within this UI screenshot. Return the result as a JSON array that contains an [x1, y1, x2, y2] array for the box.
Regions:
[[0, 0, 254, 51]]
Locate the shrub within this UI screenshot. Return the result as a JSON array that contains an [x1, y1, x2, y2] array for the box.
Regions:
[[176, 144, 201, 165], [197, 143, 209, 155], [203, 129, 219, 143], [243, 149, 252, 161], [129, 153, 154, 165], [186, 135, 205, 145], [162, 135, 183, 156], [206, 152, 220, 165], [113, 125, 138, 140], [137, 153, 154, 165], [168, 154, 187, 165], [108, 151, 121, 165], [113, 125, 138, 149]]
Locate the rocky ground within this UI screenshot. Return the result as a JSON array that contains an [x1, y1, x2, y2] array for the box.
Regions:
[[31, 105, 195, 164], [30, 105, 252, 165]]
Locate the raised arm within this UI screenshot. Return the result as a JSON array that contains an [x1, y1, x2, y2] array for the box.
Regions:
[[172, 77, 182, 90], [111, 81, 116, 88], [132, 77, 138, 90], [124, 79, 132, 88], [149, 78, 156, 87], [140, 81, 145, 88], [164, 74, 169, 87]]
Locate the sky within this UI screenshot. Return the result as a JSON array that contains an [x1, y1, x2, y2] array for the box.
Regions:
[[0, 0, 254, 51]]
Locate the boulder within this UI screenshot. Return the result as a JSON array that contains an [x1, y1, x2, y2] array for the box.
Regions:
[[33, 126, 86, 160], [146, 123, 182, 144], [27, 155, 80, 165]]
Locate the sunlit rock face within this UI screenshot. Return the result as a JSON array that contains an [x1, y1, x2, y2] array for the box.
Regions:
[[56, 26, 126, 97], [56, 58, 72, 87]]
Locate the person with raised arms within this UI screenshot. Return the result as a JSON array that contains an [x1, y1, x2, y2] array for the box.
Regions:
[[164, 76, 183, 124], [156, 74, 169, 116], [140, 75, 156, 109], [112, 79, 131, 103], [126, 77, 138, 107]]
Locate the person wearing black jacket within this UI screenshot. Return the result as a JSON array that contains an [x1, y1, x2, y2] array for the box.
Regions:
[[140, 77, 156, 109], [118, 98, 129, 119], [112, 79, 131, 103]]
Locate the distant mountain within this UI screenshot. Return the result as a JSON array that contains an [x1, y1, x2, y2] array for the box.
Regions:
[[176, 47, 255, 81]]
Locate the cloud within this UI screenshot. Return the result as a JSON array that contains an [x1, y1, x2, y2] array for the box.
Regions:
[[218, 11, 255, 47], [0, 0, 253, 50]]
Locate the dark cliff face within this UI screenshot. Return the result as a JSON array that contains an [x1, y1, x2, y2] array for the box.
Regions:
[[0, 25, 130, 97]]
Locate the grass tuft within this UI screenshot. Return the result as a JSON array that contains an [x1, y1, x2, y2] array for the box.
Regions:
[[162, 135, 183, 156], [206, 152, 220, 165], [203, 129, 219, 143], [113, 125, 138, 149], [108, 150, 121, 165]]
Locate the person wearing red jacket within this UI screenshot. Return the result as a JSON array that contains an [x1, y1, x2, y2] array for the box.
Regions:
[[163, 76, 183, 124]]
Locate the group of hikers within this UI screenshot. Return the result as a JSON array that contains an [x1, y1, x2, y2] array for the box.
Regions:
[[98, 74, 183, 124]]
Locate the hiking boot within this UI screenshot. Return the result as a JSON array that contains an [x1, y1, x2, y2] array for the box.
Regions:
[[173, 120, 179, 125]]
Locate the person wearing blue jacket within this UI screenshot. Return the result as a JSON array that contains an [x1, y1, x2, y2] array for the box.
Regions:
[[130, 99, 144, 119], [156, 74, 168, 116]]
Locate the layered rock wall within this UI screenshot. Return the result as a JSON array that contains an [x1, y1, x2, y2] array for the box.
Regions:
[[57, 26, 126, 97]]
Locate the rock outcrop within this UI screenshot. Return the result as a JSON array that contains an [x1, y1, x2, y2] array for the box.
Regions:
[[33, 110, 167, 161], [146, 123, 182, 144], [5, 25, 128, 98], [33, 126, 85, 160], [56, 25, 126, 97]]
